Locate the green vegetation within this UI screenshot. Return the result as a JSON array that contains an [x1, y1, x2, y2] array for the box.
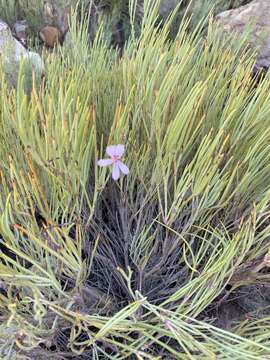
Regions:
[[1, 0, 270, 359], [0, 1, 252, 42]]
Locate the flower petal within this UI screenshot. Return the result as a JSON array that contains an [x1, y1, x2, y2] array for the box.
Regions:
[[112, 163, 120, 180], [118, 161, 129, 175], [97, 159, 113, 167], [106, 144, 125, 158]]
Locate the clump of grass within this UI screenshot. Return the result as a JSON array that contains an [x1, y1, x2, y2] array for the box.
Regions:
[[0, 1, 270, 359]]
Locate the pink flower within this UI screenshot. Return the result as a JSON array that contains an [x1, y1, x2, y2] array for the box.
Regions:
[[97, 144, 129, 181]]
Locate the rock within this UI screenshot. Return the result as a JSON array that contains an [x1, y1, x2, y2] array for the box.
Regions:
[[39, 26, 61, 48], [216, 0, 270, 72], [159, 0, 179, 19], [40, 3, 71, 48], [43, 2, 70, 38], [13, 20, 28, 47], [62, 31, 72, 49], [0, 20, 44, 89]]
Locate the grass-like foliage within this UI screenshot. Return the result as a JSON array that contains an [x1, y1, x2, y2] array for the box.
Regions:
[[1, 1, 270, 359]]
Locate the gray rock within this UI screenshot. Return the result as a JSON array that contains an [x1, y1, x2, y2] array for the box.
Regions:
[[13, 20, 28, 46], [0, 20, 44, 89], [159, 0, 179, 19], [216, 0, 270, 72]]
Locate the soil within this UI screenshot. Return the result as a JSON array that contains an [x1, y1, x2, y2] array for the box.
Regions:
[[205, 283, 270, 330]]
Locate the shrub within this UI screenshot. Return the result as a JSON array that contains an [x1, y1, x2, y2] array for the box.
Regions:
[[0, 1, 270, 359]]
